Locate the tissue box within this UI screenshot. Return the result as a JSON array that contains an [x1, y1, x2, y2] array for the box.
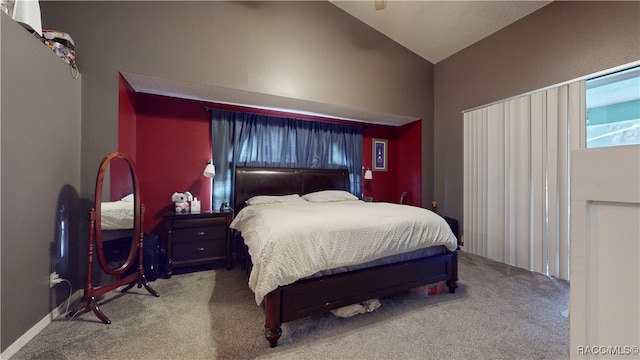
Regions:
[[190, 198, 201, 213]]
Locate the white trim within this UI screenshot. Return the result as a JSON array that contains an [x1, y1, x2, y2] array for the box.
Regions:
[[462, 60, 640, 114], [0, 290, 83, 359], [0, 313, 51, 360]]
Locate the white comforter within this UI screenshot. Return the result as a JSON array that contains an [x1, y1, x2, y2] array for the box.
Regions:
[[101, 199, 134, 230], [230, 200, 458, 305]]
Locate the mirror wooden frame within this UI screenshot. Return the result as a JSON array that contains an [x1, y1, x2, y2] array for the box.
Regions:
[[69, 151, 159, 323]]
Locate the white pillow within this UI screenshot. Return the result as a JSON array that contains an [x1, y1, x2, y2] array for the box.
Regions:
[[302, 190, 358, 202], [245, 194, 304, 205]]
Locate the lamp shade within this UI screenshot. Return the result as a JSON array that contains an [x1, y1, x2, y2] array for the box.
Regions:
[[364, 169, 373, 180], [203, 161, 216, 178]]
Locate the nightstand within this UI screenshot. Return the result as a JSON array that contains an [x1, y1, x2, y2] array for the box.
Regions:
[[163, 210, 233, 277]]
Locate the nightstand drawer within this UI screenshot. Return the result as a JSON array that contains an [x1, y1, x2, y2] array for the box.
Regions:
[[173, 239, 225, 262], [164, 210, 234, 277], [172, 216, 227, 229], [173, 226, 226, 243]]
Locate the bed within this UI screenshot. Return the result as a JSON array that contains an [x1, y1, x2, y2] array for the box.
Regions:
[[231, 167, 459, 347], [101, 193, 135, 231]]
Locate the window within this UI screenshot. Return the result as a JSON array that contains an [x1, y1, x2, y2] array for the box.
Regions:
[[210, 109, 363, 211], [586, 66, 640, 148]]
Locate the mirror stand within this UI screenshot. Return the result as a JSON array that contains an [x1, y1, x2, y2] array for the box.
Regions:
[[69, 208, 159, 323], [68, 151, 159, 324]]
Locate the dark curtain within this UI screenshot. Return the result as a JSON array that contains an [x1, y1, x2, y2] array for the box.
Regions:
[[211, 109, 363, 210]]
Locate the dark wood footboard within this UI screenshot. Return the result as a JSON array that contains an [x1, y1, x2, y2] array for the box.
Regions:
[[262, 251, 458, 347]]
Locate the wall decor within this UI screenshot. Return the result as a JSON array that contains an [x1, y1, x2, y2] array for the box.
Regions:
[[373, 138, 388, 172]]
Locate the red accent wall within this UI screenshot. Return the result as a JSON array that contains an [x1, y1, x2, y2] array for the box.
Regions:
[[135, 94, 212, 234], [113, 75, 138, 201], [118, 75, 137, 159], [362, 125, 397, 202], [396, 120, 422, 206], [361, 122, 421, 205], [118, 91, 424, 234]]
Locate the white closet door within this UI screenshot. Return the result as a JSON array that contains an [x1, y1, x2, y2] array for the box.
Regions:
[[570, 144, 640, 358], [569, 66, 640, 358]]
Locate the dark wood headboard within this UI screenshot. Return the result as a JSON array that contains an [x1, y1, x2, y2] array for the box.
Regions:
[[234, 167, 350, 213]]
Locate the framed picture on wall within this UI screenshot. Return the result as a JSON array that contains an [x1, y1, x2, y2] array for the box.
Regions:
[[372, 138, 388, 172]]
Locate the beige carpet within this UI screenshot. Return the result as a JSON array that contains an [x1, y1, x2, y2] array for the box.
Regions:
[[11, 251, 569, 359]]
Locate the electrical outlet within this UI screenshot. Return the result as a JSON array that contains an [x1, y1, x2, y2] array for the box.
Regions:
[[50, 272, 63, 288], [51, 305, 62, 319]]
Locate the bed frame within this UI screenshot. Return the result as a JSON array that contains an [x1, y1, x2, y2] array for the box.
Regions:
[[234, 166, 458, 347]]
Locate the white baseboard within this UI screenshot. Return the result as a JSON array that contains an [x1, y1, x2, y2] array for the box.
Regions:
[[1, 289, 83, 360]]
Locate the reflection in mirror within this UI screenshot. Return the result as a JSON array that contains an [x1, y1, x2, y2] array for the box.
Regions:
[[98, 156, 136, 272]]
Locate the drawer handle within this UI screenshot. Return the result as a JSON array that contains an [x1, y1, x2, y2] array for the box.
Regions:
[[196, 247, 205, 252], [196, 231, 205, 236]]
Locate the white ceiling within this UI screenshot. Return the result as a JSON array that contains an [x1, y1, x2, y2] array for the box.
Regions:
[[330, 0, 551, 64], [127, 1, 552, 126]]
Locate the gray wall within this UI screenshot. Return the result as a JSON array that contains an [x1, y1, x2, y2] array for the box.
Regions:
[[1, 13, 82, 352], [434, 1, 640, 226], [38, 1, 436, 205]]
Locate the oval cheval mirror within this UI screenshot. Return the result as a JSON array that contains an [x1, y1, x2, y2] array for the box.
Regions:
[[96, 154, 137, 273], [69, 151, 159, 323]]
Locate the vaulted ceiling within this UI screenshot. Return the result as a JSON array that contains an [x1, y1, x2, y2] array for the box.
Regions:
[[330, 1, 551, 64], [126, 1, 552, 126]]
